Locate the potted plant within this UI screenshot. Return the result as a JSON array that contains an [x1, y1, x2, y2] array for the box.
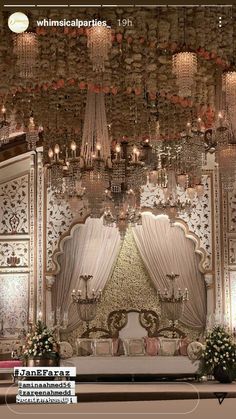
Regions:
[[22, 320, 60, 367], [202, 325, 236, 383]]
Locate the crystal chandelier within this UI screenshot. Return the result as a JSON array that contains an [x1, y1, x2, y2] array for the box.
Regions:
[[149, 124, 205, 203], [80, 91, 111, 217], [153, 195, 192, 224], [172, 51, 197, 97], [157, 273, 189, 334], [13, 32, 38, 78], [103, 189, 142, 239], [71, 275, 102, 334], [26, 116, 39, 150], [0, 105, 9, 147], [178, 120, 205, 189], [80, 91, 111, 167], [204, 110, 232, 155], [87, 25, 112, 72], [46, 131, 82, 201], [79, 92, 145, 226], [103, 140, 146, 236], [152, 171, 192, 224], [45, 92, 112, 216], [216, 142, 236, 191], [222, 70, 236, 108], [143, 121, 206, 224]]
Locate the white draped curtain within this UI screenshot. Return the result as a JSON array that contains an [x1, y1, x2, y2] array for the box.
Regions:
[[132, 213, 206, 330], [52, 217, 121, 330]]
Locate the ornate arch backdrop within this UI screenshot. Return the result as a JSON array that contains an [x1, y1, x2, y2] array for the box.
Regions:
[[51, 213, 207, 336]]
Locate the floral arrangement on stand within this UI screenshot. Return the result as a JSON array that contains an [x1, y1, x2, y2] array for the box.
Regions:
[[202, 326, 236, 383], [22, 320, 60, 366]]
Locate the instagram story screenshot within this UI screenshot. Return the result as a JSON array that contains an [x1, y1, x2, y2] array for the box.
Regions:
[[0, 0, 236, 418]]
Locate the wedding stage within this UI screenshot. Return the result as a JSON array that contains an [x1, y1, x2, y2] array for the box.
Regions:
[[61, 356, 201, 380]]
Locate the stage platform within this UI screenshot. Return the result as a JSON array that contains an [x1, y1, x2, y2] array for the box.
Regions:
[[0, 380, 236, 404]]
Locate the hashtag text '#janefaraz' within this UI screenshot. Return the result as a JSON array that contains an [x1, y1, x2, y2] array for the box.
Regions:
[[14, 369, 71, 377]]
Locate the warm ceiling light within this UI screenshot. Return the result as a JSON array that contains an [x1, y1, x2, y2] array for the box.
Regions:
[[172, 51, 197, 97], [87, 25, 112, 72], [222, 70, 236, 108], [13, 32, 38, 78]]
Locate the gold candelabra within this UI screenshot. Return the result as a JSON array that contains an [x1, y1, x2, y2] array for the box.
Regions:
[[71, 275, 102, 333], [157, 273, 189, 333]]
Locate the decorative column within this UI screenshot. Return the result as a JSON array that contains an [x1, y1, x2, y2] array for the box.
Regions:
[[213, 164, 224, 325], [204, 273, 214, 331], [36, 149, 45, 322], [229, 271, 236, 331], [29, 153, 36, 324], [45, 275, 55, 326], [228, 188, 236, 331]]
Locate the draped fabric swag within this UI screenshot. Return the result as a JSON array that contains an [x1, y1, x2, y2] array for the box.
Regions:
[[132, 213, 206, 330], [52, 217, 121, 330]]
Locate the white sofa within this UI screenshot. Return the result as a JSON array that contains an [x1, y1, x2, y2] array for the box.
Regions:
[[61, 356, 200, 377], [60, 312, 202, 379]]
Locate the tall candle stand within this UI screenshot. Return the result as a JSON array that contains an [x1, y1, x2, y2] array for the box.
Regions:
[[49, 309, 69, 341]]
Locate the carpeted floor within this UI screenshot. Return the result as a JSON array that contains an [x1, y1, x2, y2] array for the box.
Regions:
[[0, 380, 236, 405]]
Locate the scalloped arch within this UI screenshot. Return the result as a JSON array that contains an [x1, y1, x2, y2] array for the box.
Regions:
[[140, 211, 209, 275], [48, 212, 91, 275], [173, 220, 209, 274], [49, 211, 209, 277]]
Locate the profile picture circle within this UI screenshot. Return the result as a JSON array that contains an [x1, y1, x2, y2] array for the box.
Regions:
[[8, 12, 29, 34]]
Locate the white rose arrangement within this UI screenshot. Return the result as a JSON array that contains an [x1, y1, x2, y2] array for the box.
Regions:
[[22, 320, 59, 360], [202, 326, 236, 376]]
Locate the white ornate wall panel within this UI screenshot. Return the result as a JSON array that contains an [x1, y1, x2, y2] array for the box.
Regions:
[[0, 174, 29, 235], [229, 189, 236, 233], [229, 239, 236, 267], [46, 189, 88, 273], [230, 271, 236, 330], [46, 189, 73, 272], [0, 274, 28, 338], [0, 240, 29, 272], [0, 153, 36, 332], [226, 186, 236, 328]]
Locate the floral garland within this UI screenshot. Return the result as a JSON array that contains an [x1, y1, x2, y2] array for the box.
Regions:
[[35, 26, 230, 70]]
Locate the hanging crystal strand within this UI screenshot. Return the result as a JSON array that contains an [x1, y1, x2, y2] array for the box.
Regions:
[[45, 106, 64, 199], [26, 115, 39, 150], [87, 26, 112, 72], [80, 90, 96, 167], [95, 92, 111, 163], [172, 52, 197, 97], [222, 6, 236, 135], [172, 8, 197, 97], [222, 71, 236, 108], [13, 32, 38, 79], [0, 104, 9, 146], [217, 144, 236, 191], [217, 5, 236, 191], [80, 90, 111, 217], [80, 91, 111, 167]]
